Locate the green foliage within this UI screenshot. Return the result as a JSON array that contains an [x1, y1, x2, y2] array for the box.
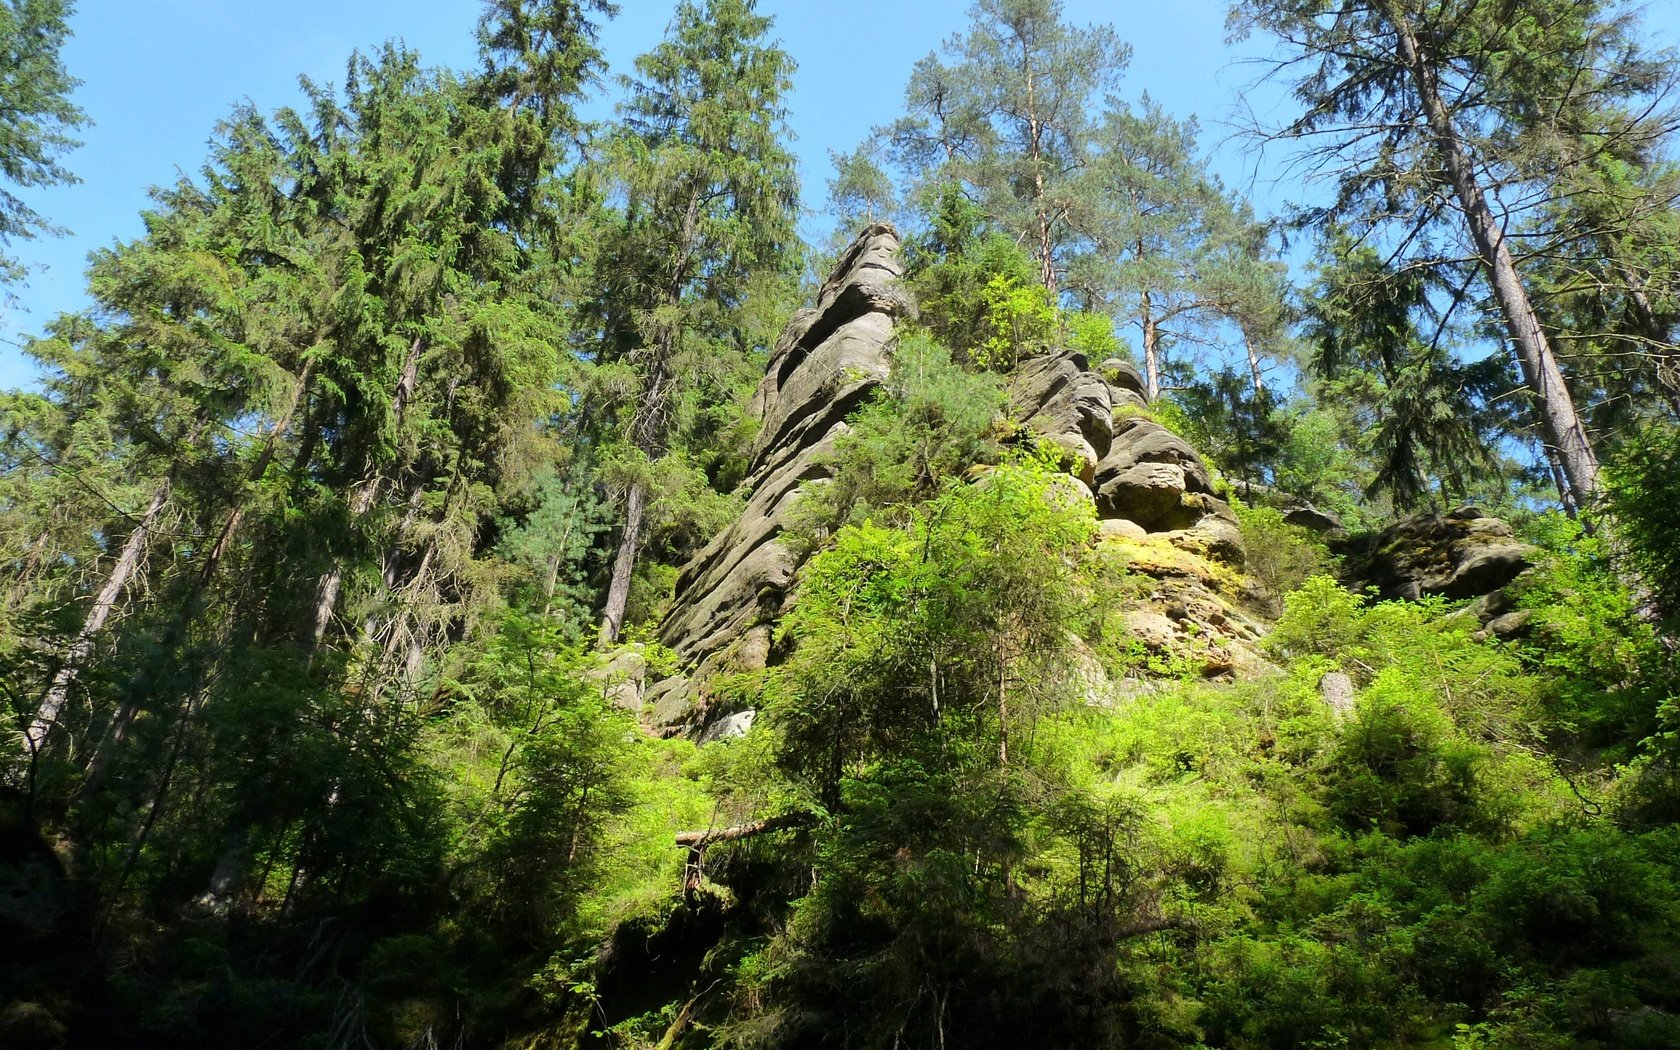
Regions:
[[1234, 500, 1333, 612], [0, 0, 86, 282], [796, 330, 1004, 538], [1515, 512, 1668, 750], [904, 192, 1043, 354], [773, 455, 1097, 798], [589, 0, 802, 641], [1065, 308, 1125, 362], [1273, 401, 1383, 532], [10, 2, 1680, 1046], [1301, 235, 1509, 509], [1604, 424, 1680, 621], [881, 0, 1128, 292], [974, 271, 1058, 370], [1326, 667, 1492, 836], [1167, 367, 1288, 485], [498, 466, 614, 635]]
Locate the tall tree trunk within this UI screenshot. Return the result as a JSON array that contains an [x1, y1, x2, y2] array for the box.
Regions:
[[598, 480, 645, 646], [1023, 67, 1057, 295], [1140, 288, 1161, 401], [24, 480, 172, 755], [310, 337, 423, 651], [1613, 258, 1680, 417], [82, 362, 317, 780], [1386, 2, 1599, 505], [1244, 331, 1266, 398]]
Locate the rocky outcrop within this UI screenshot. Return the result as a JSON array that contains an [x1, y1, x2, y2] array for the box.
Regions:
[[1005, 349, 1260, 675], [1335, 507, 1536, 640], [1008, 351, 1243, 567], [646, 224, 908, 732], [1011, 356, 1241, 547], [1338, 506, 1534, 603], [643, 225, 1265, 733], [1229, 479, 1345, 536]]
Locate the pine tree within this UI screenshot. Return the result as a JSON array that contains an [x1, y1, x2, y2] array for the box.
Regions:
[[881, 0, 1127, 296], [1303, 234, 1506, 508], [1088, 99, 1286, 399]]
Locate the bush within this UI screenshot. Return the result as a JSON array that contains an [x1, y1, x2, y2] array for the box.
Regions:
[[1235, 501, 1334, 612], [794, 331, 1004, 539]]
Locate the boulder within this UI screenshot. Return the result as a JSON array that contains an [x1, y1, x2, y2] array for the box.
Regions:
[[1099, 357, 1147, 399], [1319, 672, 1356, 718], [1007, 350, 1115, 480], [1338, 511, 1535, 603], [1098, 517, 1148, 542], [1125, 609, 1177, 650], [1284, 504, 1344, 535], [1093, 419, 1216, 530]]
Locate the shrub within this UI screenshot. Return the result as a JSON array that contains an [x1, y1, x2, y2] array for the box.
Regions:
[[1236, 501, 1334, 613]]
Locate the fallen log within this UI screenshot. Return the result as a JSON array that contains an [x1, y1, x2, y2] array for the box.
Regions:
[[674, 812, 812, 849], [676, 812, 814, 902]]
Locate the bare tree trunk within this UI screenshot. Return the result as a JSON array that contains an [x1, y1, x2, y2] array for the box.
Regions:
[[1023, 67, 1057, 295], [24, 481, 172, 755], [598, 480, 645, 647], [1141, 287, 1161, 402], [1387, 3, 1599, 505], [1244, 331, 1266, 398]]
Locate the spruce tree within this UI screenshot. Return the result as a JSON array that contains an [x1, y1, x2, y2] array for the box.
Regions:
[[593, 0, 799, 645], [1233, 0, 1679, 507], [0, 0, 86, 282]]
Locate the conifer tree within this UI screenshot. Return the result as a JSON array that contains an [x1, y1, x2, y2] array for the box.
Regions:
[[882, 0, 1126, 296], [1234, 0, 1679, 507], [1088, 99, 1286, 399], [0, 0, 86, 282], [593, 0, 799, 644]]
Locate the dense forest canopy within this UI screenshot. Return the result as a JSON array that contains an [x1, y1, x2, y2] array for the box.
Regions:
[[3, 1, 1680, 1048]]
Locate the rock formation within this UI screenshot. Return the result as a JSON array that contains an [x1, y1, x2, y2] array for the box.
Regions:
[[642, 224, 908, 730], [640, 224, 1267, 735], [1336, 506, 1536, 638], [1337, 506, 1534, 602]]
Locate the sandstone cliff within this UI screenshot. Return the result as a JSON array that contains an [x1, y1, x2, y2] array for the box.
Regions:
[[632, 225, 1268, 736]]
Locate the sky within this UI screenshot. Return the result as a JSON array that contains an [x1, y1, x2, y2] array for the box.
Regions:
[[2, 0, 1677, 390]]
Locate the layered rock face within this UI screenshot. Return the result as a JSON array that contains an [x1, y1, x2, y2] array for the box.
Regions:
[[1005, 349, 1265, 680], [1007, 352, 1244, 564], [641, 225, 1262, 734], [643, 224, 908, 731]]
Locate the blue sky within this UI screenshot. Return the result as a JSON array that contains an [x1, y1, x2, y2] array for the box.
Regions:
[[2, 1, 1676, 389]]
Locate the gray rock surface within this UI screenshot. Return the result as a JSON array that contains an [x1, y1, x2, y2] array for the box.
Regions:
[[1319, 671, 1356, 718], [1284, 504, 1345, 535], [1007, 350, 1117, 481], [651, 224, 906, 732], [650, 225, 1259, 733]]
